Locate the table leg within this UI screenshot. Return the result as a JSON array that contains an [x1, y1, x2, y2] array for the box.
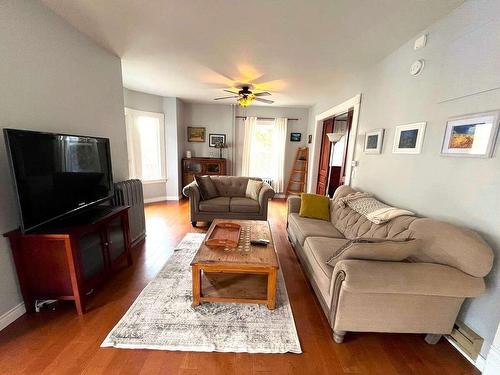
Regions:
[[267, 268, 277, 310], [192, 265, 201, 307]]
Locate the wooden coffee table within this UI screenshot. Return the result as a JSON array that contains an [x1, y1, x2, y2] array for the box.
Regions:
[[190, 219, 279, 309]]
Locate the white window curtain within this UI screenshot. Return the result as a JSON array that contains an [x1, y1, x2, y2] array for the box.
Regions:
[[124, 107, 166, 182], [272, 117, 288, 193], [241, 116, 257, 176]]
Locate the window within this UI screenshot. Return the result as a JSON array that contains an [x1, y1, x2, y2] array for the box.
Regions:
[[124, 108, 166, 182], [248, 119, 275, 178]]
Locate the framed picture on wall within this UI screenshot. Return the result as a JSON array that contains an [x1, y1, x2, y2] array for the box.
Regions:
[[290, 132, 302, 142], [364, 129, 384, 154], [209, 133, 226, 147], [392, 122, 426, 154], [187, 127, 206, 142], [441, 111, 500, 158]]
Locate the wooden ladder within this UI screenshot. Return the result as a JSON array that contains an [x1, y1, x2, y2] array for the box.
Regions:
[[286, 147, 308, 197]]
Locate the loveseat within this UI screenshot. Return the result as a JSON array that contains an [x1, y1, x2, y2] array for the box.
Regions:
[[183, 176, 275, 226], [287, 185, 493, 344]]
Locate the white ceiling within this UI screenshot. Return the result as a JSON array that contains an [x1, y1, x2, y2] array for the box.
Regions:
[[42, 0, 463, 107]]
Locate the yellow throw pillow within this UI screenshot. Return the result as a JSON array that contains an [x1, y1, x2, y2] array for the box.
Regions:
[[299, 193, 330, 221]]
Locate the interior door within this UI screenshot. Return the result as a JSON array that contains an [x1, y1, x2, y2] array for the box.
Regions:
[[316, 118, 334, 195]]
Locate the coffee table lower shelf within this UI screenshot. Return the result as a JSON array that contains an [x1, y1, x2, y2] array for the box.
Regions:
[[192, 266, 277, 309]]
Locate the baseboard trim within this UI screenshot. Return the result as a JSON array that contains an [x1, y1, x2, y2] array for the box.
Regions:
[[0, 302, 26, 331], [144, 196, 167, 203], [166, 195, 181, 201], [274, 194, 286, 199], [445, 335, 486, 372]]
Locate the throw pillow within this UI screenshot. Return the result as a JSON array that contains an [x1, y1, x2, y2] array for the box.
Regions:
[[246, 179, 263, 201], [326, 237, 420, 266], [195, 175, 219, 200], [299, 193, 330, 221]]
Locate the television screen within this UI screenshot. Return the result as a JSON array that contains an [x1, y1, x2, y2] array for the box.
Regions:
[[4, 129, 114, 232]]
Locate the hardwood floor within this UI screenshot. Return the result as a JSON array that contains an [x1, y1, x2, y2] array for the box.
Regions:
[[0, 199, 478, 374]]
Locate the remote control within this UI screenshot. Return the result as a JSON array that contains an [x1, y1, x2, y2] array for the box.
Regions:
[[250, 239, 269, 246]]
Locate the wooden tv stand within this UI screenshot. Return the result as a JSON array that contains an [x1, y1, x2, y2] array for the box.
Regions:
[[3, 206, 132, 315]]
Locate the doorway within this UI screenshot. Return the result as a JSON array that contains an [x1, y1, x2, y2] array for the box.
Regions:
[[315, 109, 354, 197]]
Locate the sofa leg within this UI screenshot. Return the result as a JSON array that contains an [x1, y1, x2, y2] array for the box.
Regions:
[[191, 221, 197, 228], [333, 330, 346, 343], [424, 334, 442, 344]]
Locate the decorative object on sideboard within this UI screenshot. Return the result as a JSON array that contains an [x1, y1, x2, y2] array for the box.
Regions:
[[393, 122, 426, 154], [187, 126, 206, 142], [214, 141, 228, 158], [209, 133, 226, 147], [308, 134, 312, 144], [290, 132, 301, 142], [364, 128, 385, 154], [186, 150, 192, 158], [441, 111, 499, 158]]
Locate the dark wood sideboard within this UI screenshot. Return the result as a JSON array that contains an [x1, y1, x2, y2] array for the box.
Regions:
[[3, 206, 132, 315], [182, 157, 227, 188]]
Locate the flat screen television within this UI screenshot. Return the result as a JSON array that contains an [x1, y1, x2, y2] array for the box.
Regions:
[[4, 129, 114, 233]]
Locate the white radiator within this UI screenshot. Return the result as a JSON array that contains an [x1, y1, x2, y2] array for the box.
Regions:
[[262, 177, 273, 186], [113, 179, 146, 246]]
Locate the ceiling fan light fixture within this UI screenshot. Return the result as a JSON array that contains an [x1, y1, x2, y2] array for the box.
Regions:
[[237, 95, 254, 107]]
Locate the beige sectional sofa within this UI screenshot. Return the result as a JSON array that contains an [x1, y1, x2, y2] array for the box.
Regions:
[[183, 176, 275, 226], [287, 185, 493, 344]]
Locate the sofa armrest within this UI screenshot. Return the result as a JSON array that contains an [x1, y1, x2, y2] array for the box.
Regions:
[[332, 260, 485, 298], [258, 182, 275, 208], [182, 181, 201, 210], [287, 196, 301, 216]]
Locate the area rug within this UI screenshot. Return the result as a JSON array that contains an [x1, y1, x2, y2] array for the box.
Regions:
[[101, 233, 302, 353]]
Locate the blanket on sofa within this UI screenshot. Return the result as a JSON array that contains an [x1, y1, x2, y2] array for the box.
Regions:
[[337, 193, 415, 224]]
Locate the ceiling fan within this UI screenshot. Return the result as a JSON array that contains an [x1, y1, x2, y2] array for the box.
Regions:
[[214, 85, 274, 107]]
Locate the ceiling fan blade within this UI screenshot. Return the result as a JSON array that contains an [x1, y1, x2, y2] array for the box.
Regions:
[[254, 97, 274, 104], [253, 92, 271, 97], [223, 89, 240, 95], [214, 95, 239, 100]]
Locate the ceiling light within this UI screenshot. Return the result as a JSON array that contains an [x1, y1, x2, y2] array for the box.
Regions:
[[238, 95, 254, 107]]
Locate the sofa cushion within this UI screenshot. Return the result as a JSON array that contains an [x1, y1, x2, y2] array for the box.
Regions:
[[299, 193, 330, 221], [288, 213, 344, 246], [195, 175, 219, 200], [305, 237, 350, 278], [198, 197, 230, 212], [230, 197, 260, 213], [326, 238, 420, 267], [245, 180, 263, 201]]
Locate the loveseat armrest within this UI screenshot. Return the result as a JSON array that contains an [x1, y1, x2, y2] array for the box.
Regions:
[[258, 183, 275, 205], [332, 260, 485, 298], [182, 181, 201, 210], [258, 183, 275, 216], [287, 196, 301, 216]]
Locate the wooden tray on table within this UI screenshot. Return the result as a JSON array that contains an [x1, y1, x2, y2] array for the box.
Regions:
[[204, 222, 241, 248]]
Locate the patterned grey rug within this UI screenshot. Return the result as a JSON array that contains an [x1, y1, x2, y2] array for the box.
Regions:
[[101, 233, 302, 353]]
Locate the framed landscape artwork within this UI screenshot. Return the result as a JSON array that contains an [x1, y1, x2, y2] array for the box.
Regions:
[[290, 132, 301, 142], [441, 111, 500, 158], [364, 129, 384, 154], [209, 133, 226, 147], [188, 127, 206, 142], [393, 122, 426, 154]]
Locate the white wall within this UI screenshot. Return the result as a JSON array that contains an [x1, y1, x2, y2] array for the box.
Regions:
[[0, 1, 127, 318], [123, 88, 185, 200], [308, 0, 500, 358]]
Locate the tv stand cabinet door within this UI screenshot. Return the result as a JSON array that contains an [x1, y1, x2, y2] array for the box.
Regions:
[[104, 212, 132, 271]]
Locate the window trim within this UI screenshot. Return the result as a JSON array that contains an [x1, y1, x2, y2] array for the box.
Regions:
[[124, 107, 167, 182]]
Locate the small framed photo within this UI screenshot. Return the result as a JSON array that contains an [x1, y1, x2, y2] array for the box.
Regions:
[[364, 129, 384, 154], [308, 134, 312, 144], [441, 111, 499, 158], [187, 127, 206, 142], [290, 132, 302, 142], [393, 122, 426, 154], [209, 133, 226, 147]]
